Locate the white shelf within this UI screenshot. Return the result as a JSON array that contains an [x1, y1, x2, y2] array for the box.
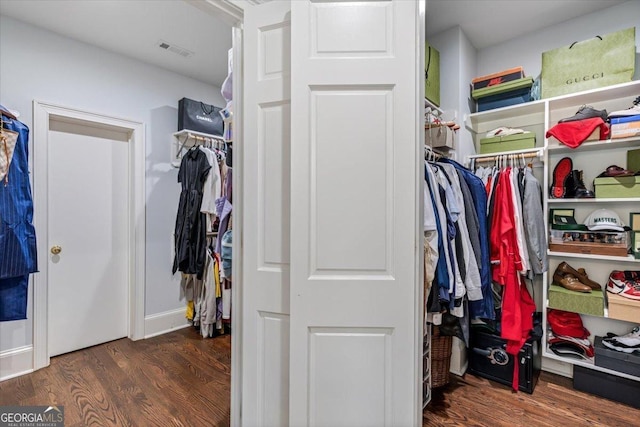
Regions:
[[547, 136, 640, 154], [171, 129, 226, 168], [466, 99, 546, 132], [547, 251, 639, 263], [547, 197, 640, 204], [173, 129, 225, 140], [543, 349, 640, 382], [547, 80, 640, 110]]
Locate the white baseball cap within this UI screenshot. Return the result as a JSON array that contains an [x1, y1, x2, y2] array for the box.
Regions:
[[584, 208, 626, 231]]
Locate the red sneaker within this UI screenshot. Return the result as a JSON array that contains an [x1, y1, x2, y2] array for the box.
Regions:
[[607, 270, 640, 300]]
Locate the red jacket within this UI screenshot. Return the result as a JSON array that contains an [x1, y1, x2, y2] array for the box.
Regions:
[[490, 168, 536, 391]]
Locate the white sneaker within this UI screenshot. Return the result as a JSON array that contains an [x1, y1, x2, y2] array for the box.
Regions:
[[602, 326, 640, 353], [608, 96, 640, 118], [485, 126, 527, 138]]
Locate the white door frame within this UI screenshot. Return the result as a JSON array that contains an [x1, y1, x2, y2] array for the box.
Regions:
[[32, 101, 146, 370]]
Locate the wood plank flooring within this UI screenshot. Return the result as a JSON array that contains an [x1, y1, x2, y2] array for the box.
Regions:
[[1, 327, 638, 426]]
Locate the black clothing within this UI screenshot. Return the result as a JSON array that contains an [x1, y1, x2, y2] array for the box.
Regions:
[[173, 147, 211, 278]]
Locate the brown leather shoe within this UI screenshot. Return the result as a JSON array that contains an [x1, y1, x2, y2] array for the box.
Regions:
[[557, 261, 601, 290], [552, 271, 592, 293], [577, 268, 602, 291]]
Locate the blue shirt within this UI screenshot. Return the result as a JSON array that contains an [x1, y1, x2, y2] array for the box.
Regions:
[[0, 111, 38, 278], [439, 159, 494, 320]]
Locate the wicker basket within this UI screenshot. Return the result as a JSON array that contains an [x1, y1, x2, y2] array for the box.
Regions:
[[430, 325, 452, 388]]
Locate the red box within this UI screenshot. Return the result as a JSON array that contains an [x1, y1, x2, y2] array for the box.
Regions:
[[472, 66, 525, 91]]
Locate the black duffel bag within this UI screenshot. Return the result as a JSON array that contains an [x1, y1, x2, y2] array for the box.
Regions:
[[178, 97, 224, 136]]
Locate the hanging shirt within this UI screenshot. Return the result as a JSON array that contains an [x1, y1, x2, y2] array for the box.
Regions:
[[522, 167, 548, 275], [439, 158, 493, 320], [199, 146, 222, 216], [439, 163, 482, 302], [426, 164, 456, 299], [0, 112, 37, 279], [425, 166, 450, 311], [509, 167, 530, 274]]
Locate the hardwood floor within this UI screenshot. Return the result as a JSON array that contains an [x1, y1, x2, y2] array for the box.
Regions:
[[0, 327, 231, 427], [1, 327, 638, 426], [424, 371, 638, 427]]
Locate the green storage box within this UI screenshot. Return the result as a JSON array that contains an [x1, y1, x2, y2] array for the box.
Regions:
[[471, 77, 534, 100], [479, 132, 536, 154], [425, 42, 440, 107], [627, 148, 640, 174], [548, 284, 604, 317], [594, 176, 640, 198]]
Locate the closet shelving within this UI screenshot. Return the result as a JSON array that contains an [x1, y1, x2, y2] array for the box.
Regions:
[[466, 79, 640, 383], [171, 129, 225, 168]]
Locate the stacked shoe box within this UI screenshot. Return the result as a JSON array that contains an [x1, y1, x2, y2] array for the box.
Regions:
[[594, 149, 640, 198], [593, 335, 640, 377], [471, 67, 534, 112], [574, 326, 640, 409], [548, 262, 605, 317], [611, 114, 640, 139], [573, 365, 640, 409], [606, 270, 640, 322]]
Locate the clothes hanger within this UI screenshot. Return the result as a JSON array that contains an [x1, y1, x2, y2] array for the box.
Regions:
[[0, 106, 17, 120]]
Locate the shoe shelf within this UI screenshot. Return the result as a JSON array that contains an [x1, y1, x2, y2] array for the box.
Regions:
[[465, 99, 546, 134], [547, 136, 640, 154], [542, 349, 640, 382], [547, 197, 640, 204], [465, 80, 640, 382], [547, 251, 640, 263]]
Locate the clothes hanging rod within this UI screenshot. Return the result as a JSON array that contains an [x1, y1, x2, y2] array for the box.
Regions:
[[471, 151, 541, 163], [186, 133, 225, 142], [468, 147, 543, 160]]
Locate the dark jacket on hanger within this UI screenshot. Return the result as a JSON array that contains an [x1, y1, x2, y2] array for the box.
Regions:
[[173, 147, 211, 279]]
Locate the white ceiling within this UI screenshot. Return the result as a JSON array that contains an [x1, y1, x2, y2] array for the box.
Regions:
[[0, 0, 627, 88], [0, 0, 233, 87], [426, 0, 627, 49]]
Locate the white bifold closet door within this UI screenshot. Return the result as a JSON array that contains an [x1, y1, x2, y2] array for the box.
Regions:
[[242, 0, 423, 425], [242, 1, 292, 426], [289, 0, 424, 426]]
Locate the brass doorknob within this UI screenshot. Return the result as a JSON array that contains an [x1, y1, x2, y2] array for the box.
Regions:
[[50, 245, 62, 255]]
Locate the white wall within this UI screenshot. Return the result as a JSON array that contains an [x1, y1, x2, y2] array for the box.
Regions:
[[477, 1, 640, 80], [429, 26, 477, 161], [0, 15, 227, 352]]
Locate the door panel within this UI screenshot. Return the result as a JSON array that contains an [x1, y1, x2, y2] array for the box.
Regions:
[[290, 1, 423, 425], [243, 1, 291, 426], [48, 119, 129, 357]]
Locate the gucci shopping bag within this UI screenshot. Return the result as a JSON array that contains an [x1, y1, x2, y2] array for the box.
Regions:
[[541, 27, 636, 99], [178, 97, 224, 136], [425, 41, 440, 107]]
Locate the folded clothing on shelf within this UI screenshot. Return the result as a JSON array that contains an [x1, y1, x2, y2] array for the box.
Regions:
[[546, 117, 610, 148]]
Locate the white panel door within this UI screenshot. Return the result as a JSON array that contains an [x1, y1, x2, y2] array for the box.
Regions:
[[290, 1, 423, 426], [48, 119, 129, 357], [243, 1, 291, 426]]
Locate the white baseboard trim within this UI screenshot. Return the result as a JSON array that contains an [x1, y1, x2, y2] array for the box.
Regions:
[[144, 308, 191, 339], [0, 345, 34, 382], [542, 356, 573, 378]]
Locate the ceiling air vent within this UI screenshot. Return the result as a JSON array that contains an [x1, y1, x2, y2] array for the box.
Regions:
[[157, 40, 194, 58]]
